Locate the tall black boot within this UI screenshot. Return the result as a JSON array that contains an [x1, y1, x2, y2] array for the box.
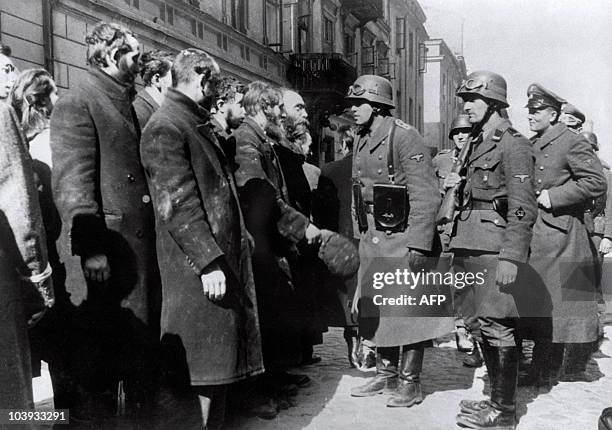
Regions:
[[456, 346, 518, 429], [387, 342, 424, 408], [460, 341, 496, 413], [350, 346, 398, 397]]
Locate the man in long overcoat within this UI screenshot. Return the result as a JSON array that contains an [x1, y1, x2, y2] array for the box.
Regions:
[[50, 23, 161, 418], [347, 75, 452, 408], [525, 84, 606, 381], [0, 102, 52, 415], [133, 49, 173, 129], [141, 49, 262, 429], [233, 81, 321, 413]]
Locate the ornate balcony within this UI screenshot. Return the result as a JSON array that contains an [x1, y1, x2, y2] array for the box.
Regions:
[[288, 53, 357, 97], [340, 0, 384, 25]]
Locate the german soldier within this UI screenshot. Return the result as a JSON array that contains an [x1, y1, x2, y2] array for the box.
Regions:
[[447, 71, 537, 429], [559, 103, 585, 132], [525, 84, 606, 383], [433, 114, 483, 367], [347, 74, 452, 408]]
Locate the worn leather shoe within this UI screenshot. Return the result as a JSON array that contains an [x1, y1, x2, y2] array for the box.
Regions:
[[599, 407, 612, 430], [459, 399, 490, 414], [456, 327, 473, 352], [463, 344, 484, 368], [456, 404, 516, 429]]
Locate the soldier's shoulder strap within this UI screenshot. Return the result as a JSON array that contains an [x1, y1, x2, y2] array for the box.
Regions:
[[438, 149, 452, 154], [493, 126, 523, 142], [567, 127, 579, 134], [394, 119, 414, 131]]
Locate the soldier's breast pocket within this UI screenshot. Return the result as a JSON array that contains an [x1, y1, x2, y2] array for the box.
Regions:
[[471, 158, 502, 190]]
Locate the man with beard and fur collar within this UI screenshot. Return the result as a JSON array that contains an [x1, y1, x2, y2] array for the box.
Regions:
[[210, 76, 245, 166]]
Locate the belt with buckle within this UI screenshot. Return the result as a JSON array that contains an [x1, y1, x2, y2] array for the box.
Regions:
[[365, 202, 375, 214]]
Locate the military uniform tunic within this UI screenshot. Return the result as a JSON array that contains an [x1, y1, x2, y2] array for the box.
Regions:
[[529, 123, 607, 343], [353, 116, 452, 347], [449, 118, 537, 320]]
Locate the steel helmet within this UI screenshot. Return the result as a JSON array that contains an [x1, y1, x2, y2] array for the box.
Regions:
[[581, 131, 598, 150], [456, 71, 509, 108], [345, 75, 394, 109], [449, 114, 472, 139]]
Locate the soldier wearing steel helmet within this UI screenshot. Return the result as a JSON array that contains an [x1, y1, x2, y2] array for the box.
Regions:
[[433, 114, 483, 367], [560, 103, 586, 132], [524, 84, 606, 386], [347, 74, 453, 408], [445, 71, 537, 429]]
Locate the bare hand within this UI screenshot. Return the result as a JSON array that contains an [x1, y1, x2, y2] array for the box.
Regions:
[[496, 260, 518, 287], [600, 238, 612, 255], [537, 189, 552, 209], [443, 172, 464, 189], [201, 263, 226, 301], [83, 254, 110, 282], [305, 223, 322, 245]]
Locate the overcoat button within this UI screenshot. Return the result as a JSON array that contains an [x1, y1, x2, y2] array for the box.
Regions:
[[537, 179, 542, 184], [378, 155, 383, 160], [142, 195, 151, 203], [377, 169, 382, 174], [372, 237, 379, 244], [535, 190, 541, 195], [539, 166, 544, 170], [493, 219, 499, 225], [127, 173, 135, 182], [136, 229, 143, 238], [544, 154, 549, 158]]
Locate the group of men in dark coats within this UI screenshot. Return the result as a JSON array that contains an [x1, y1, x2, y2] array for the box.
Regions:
[[42, 21, 353, 428]]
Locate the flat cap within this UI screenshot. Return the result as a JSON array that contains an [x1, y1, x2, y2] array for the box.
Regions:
[[561, 103, 586, 123], [525, 83, 566, 110]]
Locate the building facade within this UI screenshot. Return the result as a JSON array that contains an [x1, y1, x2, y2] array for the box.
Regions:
[[423, 38, 466, 152], [0, 0, 290, 92]]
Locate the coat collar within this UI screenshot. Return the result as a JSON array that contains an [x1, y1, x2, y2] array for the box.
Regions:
[[164, 88, 210, 123], [533, 122, 566, 150], [136, 87, 161, 110], [87, 66, 136, 101], [469, 117, 512, 163], [243, 117, 268, 143], [356, 116, 393, 153]]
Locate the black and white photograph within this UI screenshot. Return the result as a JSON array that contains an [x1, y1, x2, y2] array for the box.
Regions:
[[0, 0, 611, 429]]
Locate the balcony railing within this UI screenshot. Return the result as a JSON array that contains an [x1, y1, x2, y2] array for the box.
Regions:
[[288, 53, 357, 95]]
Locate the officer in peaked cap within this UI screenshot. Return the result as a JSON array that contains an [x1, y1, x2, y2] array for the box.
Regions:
[[446, 71, 537, 429], [525, 82, 606, 387], [347, 74, 452, 408], [560, 103, 586, 132]]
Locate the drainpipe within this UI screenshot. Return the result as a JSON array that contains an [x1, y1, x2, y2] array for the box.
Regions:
[[42, 0, 54, 76]]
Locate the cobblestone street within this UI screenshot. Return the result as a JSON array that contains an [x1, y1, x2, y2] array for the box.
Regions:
[[34, 316, 612, 429]]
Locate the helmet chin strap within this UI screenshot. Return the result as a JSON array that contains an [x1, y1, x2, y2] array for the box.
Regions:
[[471, 102, 496, 139]]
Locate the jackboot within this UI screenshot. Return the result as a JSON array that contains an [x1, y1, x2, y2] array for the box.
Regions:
[[456, 346, 518, 429], [387, 343, 424, 408], [460, 342, 496, 413], [518, 337, 554, 390], [351, 347, 398, 397]]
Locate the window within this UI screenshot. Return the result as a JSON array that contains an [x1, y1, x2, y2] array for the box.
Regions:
[[259, 55, 268, 70], [217, 34, 228, 51], [395, 17, 405, 52], [323, 16, 334, 45], [198, 22, 204, 39], [231, 0, 249, 32], [240, 45, 251, 61], [124, 0, 139, 9], [408, 31, 414, 67], [159, 3, 174, 25], [344, 32, 354, 56], [191, 19, 197, 36]]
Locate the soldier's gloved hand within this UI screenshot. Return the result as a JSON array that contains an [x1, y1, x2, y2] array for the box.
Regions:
[[201, 262, 226, 301], [83, 254, 111, 282], [407, 249, 428, 272], [496, 259, 518, 287], [537, 189, 552, 209], [443, 172, 464, 189], [600, 238, 612, 255]]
